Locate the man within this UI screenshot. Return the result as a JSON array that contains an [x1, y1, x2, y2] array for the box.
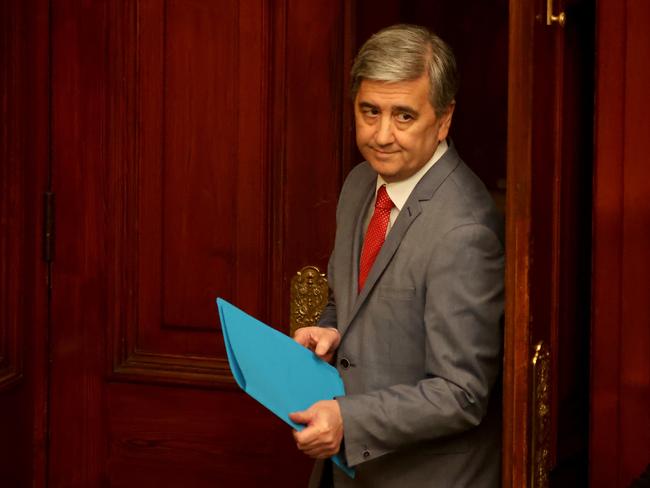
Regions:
[[290, 24, 504, 487]]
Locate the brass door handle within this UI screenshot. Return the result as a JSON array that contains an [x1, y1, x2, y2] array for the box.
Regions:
[[289, 266, 328, 337], [547, 0, 566, 26], [531, 341, 551, 488]]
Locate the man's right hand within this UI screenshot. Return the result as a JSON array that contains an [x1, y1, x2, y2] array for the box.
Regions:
[[293, 327, 341, 363]]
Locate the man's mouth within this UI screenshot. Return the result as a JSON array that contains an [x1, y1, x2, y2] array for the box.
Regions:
[[372, 148, 398, 155]]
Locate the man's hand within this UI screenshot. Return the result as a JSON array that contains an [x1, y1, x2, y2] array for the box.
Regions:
[[289, 400, 343, 459], [293, 326, 341, 363]]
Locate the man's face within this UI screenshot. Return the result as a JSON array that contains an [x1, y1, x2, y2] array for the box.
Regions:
[[354, 75, 454, 183]]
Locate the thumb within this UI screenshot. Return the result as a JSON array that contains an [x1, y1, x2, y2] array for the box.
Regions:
[[289, 409, 312, 425]]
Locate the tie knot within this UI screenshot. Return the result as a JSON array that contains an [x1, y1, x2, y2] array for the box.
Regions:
[[375, 185, 393, 210]]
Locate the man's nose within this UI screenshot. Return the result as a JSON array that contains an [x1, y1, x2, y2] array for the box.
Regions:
[[374, 116, 395, 146]]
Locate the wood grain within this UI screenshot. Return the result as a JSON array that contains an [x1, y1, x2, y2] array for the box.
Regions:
[[591, 0, 650, 485], [503, 1, 535, 485], [0, 0, 49, 486]]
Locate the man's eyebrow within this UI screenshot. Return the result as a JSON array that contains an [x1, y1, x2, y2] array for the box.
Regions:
[[358, 101, 419, 115], [393, 105, 418, 115], [358, 101, 378, 109]]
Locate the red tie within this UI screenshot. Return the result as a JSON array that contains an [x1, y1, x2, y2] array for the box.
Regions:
[[359, 185, 394, 292]]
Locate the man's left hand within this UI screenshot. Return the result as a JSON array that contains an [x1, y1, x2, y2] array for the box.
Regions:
[[289, 400, 343, 459]]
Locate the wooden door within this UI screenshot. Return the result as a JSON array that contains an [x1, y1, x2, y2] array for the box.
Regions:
[[504, 0, 593, 485], [48, 1, 350, 486]]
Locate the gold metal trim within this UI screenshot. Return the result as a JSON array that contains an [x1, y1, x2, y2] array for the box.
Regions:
[[531, 341, 551, 488], [289, 266, 329, 337]]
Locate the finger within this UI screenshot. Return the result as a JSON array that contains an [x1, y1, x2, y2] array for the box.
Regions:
[[314, 336, 333, 357], [297, 434, 340, 454], [294, 433, 314, 449], [288, 410, 310, 425], [304, 446, 337, 459], [294, 425, 324, 447], [293, 328, 310, 346], [298, 439, 327, 454]]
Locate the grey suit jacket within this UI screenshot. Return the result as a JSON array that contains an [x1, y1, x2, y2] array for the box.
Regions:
[[311, 144, 504, 488]]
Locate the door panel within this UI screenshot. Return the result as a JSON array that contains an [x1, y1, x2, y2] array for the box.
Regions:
[[50, 0, 347, 485], [105, 0, 267, 386]]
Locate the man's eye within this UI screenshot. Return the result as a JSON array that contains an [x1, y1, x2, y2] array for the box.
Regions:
[[363, 108, 379, 116], [396, 113, 414, 122]]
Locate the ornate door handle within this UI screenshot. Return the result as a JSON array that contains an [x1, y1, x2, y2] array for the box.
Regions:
[[289, 266, 329, 337], [531, 341, 551, 487]]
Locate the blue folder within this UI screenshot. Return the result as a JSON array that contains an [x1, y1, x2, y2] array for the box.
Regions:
[[216, 298, 355, 478]]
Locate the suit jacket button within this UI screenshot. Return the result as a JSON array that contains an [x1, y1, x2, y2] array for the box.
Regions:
[[363, 450, 370, 458], [339, 358, 350, 369]]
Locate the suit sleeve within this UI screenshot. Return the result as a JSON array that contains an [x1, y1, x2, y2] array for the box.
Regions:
[[336, 223, 504, 467]]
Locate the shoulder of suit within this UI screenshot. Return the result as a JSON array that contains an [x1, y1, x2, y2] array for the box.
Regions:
[[347, 161, 374, 180], [342, 161, 375, 191]]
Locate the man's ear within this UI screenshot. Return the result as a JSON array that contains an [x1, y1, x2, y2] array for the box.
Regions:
[[436, 102, 456, 141]]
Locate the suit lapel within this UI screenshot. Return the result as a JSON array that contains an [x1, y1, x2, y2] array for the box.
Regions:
[[350, 182, 375, 297], [338, 176, 375, 335], [340, 145, 462, 337]]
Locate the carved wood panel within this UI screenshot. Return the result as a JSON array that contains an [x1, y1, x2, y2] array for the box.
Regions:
[[106, 0, 272, 387], [102, 0, 347, 388]]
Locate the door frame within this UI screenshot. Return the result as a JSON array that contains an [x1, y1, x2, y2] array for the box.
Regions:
[[504, 1, 543, 485], [504, 0, 593, 485]]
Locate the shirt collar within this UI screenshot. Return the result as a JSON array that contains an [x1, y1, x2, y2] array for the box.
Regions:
[[376, 139, 449, 211]]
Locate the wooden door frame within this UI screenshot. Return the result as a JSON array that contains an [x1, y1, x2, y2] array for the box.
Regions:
[[504, 0, 595, 484], [503, 1, 536, 486], [505, 0, 598, 484]]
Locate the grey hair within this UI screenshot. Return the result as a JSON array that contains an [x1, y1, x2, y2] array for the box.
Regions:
[[350, 24, 458, 116]]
